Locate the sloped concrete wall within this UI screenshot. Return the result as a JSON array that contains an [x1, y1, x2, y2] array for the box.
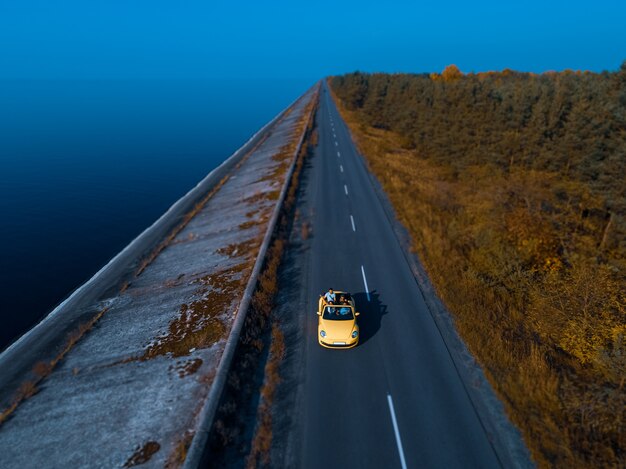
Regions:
[[0, 85, 318, 468]]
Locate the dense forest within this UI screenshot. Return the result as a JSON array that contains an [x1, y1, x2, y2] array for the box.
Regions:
[[330, 65, 625, 468]]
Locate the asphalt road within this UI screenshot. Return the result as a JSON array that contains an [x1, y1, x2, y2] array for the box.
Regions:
[[297, 82, 503, 468]]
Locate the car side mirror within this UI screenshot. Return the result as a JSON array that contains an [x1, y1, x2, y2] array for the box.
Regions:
[[355, 312, 360, 316], [317, 311, 321, 316]]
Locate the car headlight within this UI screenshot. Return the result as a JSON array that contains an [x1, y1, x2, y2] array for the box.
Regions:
[[351, 330, 358, 338], [320, 330, 326, 338]]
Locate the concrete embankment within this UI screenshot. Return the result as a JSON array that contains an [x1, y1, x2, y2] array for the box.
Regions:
[[0, 85, 318, 468]]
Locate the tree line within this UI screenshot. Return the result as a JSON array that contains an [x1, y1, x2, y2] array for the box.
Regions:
[[330, 64, 625, 467]]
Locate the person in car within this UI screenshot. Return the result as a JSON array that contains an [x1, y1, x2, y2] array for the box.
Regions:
[[324, 288, 336, 304], [338, 295, 351, 315]]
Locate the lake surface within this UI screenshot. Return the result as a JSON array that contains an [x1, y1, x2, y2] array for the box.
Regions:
[[0, 78, 311, 352]]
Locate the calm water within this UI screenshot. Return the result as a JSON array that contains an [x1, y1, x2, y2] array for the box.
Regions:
[[0, 78, 311, 351]]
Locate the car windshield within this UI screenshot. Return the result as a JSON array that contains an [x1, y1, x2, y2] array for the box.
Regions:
[[323, 305, 354, 320]]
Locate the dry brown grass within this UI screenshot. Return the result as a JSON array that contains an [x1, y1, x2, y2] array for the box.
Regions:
[[32, 361, 53, 377], [249, 143, 296, 185], [329, 81, 625, 468], [0, 381, 38, 424], [217, 238, 261, 260], [165, 431, 194, 469], [0, 306, 108, 426], [124, 441, 161, 467], [309, 127, 318, 147], [301, 222, 311, 240], [239, 220, 259, 231], [142, 265, 251, 360], [241, 191, 268, 205], [246, 324, 285, 469], [171, 358, 203, 378]]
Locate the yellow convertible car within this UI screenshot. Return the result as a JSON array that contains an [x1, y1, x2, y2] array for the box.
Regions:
[[317, 291, 360, 348]]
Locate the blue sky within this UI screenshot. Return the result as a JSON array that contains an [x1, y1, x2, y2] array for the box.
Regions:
[[0, 0, 624, 80]]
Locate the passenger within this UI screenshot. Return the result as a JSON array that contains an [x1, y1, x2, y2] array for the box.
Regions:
[[339, 305, 351, 316], [324, 288, 336, 305]]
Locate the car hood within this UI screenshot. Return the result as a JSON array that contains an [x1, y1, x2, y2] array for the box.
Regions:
[[320, 318, 356, 339]]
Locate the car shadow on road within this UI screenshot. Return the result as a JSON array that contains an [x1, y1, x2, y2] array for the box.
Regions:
[[352, 290, 387, 346]]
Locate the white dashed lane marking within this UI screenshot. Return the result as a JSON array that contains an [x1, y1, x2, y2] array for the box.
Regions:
[[387, 394, 408, 469], [361, 265, 370, 302]]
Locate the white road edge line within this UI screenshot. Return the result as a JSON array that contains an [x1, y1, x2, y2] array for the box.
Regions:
[[340, 165, 344, 172], [335, 141, 338, 146], [337, 151, 341, 157], [344, 184, 349, 195], [361, 265, 370, 301], [387, 394, 408, 469], [350, 215, 355, 231]]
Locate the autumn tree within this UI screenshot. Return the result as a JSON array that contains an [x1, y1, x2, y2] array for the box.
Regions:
[[441, 64, 463, 82]]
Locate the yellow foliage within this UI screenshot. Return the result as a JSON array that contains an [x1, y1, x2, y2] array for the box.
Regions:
[[543, 256, 562, 272], [441, 64, 463, 82], [559, 318, 610, 364], [329, 83, 626, 468]]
